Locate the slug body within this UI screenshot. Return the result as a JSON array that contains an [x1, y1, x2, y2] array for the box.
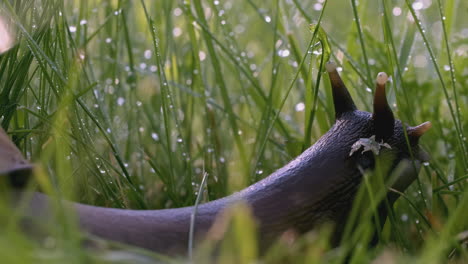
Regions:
[[2, 62, 431, 256]]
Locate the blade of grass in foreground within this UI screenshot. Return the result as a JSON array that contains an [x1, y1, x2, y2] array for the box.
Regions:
[[435, 0, 465, 168], [140, 0, 192, 205], [256, 0, 329, 176], [303, 26, 330, 150], [188, 171, 208, 259], [249, 0, 281, 182], [417, 190, 468, 264], [350, 0, 372, 84], [380, 0, 412, 122], [192, 0, 250, 189]]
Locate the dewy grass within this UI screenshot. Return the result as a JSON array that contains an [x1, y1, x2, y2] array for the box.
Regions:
[[0, 0, 467, 263]]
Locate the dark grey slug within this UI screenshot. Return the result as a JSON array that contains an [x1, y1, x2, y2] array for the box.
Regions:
[[0, 62, 431, 256]]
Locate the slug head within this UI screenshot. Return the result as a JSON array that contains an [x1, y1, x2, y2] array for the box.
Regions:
[[324, 61, 431, 245], [325, 61, 430, 197]]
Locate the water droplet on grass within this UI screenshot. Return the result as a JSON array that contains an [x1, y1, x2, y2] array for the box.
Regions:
[[313, 3, 323, 10], [392, 7, 402, 16], [278, 49, 290, 57], [295, 102, 305, 112], [117, 97, 125, 106], [144, 49, 152, 59], [401, 214, 408, 222]]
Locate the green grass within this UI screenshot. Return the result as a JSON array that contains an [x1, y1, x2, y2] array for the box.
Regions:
[[0, 0, 467, 263]]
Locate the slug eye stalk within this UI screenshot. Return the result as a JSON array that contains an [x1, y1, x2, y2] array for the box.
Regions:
[[326, 63, 396, 141], [372, 72, 395, 141], [408, 121, 432, 140], [325, 61, 357, 119]]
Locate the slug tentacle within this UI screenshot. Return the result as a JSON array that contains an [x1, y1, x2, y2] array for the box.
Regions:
[[407, 121, 432, 139], [325, 61, 357, 119], [372, 72, 395, 141]]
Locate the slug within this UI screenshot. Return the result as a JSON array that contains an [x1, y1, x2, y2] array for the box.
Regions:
[[1, 61, 431, 256]]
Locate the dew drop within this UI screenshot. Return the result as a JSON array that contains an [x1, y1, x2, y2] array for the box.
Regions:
[[151, 132, 159, 141], [144, 49, 152, 59], [278, 49, 290, 57], [173, 27, 182, 37], [173, 8, 182, 16], [295, 102, 305, 112], [401, 214, 408, 222], [392, 7, 402, 16], [117, 97, 125, 106]]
